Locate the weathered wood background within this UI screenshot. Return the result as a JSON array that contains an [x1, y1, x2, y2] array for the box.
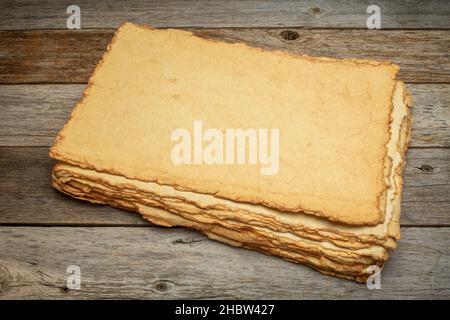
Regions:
[[0, 0, 449, 299]]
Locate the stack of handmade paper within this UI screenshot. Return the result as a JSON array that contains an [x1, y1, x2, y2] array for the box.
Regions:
[[50, 23, 412, 282]]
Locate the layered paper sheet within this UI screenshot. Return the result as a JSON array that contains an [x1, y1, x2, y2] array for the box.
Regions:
[[49, 23, 413, 282]]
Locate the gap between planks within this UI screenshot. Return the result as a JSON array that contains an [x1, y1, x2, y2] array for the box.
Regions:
[[0, 223, 449, 228]]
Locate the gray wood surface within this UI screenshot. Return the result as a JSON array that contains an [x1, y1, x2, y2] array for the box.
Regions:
[[1, 29, 449, 84], [1, 0, 449, 30], [1, 84, 448, 147], [0, 226, 448, 299], [0, 0, 449, 299], [1, 147, 449, 226]]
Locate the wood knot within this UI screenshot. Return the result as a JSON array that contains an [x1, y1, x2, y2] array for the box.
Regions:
[[310, 7, 321, 15], [281, 30, 299, 41], [418, 165, 433, 173], [154, 280, 173, 293]]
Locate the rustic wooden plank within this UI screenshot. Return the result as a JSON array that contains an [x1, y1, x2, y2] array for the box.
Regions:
[[1, 84, 448, 148], [0, 85, 84, 146], [0, 30, 112, 84], [0, 29, 449, 84], [0, 226, 448, 299], [0, 147, 448, 226], [1, 0, 449, 30], [402, 148, 450, 226], [0, 146, 146, 226], [409, 84, 450, 148]]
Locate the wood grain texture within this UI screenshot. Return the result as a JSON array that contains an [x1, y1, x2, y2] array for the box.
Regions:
[[0, 146, 147, 226], [0, 29, 449, 84], [0, 147, 448, 226], [0, 85, 84, 146], [1, 84, 448, 148], [0, 226, 448, 299], [0, 0, 448, 300], [1, 0, 449, 30]]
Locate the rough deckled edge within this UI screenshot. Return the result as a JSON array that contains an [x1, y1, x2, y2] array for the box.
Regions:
[[51, 167, 388, 261], [387, 82, 414, 241], [50, 176, 382, 282], [52, 161, 397, 254]]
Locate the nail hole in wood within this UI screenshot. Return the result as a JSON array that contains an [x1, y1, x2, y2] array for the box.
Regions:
[[281, 30, 299, 41], [312, 7, 321, 14], [60, 286, 70, 294]]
